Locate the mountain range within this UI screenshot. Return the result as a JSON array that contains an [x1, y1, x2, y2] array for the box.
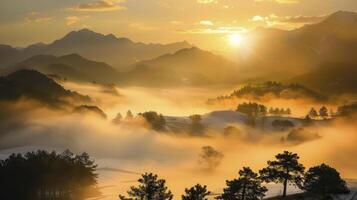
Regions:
[[0, 29, 192, 70], [0, 11, 357, 92]]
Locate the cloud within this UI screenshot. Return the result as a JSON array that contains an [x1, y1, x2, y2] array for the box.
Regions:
[[25, 12, 53, 23], [66, 16, 80, 25], [129, 23, 156, 31], [70, 0, 126, 12], [255, 0, 299, 4], [66, 15, 90, 26], [199, 20, 214, 26], [179, 26, 247, 34], [170, 20, 183, 25], [197, 0, 218, 4], [251, 14, 326, 29]]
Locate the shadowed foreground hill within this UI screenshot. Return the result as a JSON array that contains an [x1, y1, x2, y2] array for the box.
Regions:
[[0, 69, 90, 106], [9, 54, 120, 83]]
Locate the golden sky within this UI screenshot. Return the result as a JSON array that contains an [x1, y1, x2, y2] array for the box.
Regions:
[[1, 0, 357, 51]]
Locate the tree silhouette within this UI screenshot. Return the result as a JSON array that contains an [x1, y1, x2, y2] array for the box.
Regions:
[[319, 106, 329, 119], [308, 108, 319, 119], [139, 111, 166, 131], [259, 151, 305, 198], [119, 173, 173, 200], [0, 150, 99, 200], [189, 114, 205, 135], [223, 126, 242, 137], [237, 102, 267, 126], [126, 110, 134, 119], [113, 112, 123, 124], [217, 167, 267, 200], [303, 164, 349, 198], [182, 184, 211, 200]]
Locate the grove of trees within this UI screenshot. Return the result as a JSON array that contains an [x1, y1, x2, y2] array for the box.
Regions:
[[0, 150, 99, 200], [236, 102, 267, 126], [139, 111, 167, 131]]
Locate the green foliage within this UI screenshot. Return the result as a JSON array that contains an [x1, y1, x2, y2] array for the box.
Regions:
[[119, 173, 173, 200], [0, 149, 98, 200], [303, 164, 350, 197], [217, 167, 267, 200], [259, 151, 305, 197], [140, 111, 166, 131], [182, 184, 211, 200]]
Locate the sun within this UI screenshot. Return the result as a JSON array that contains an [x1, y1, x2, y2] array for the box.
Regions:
[[228, 33, 243, 46]]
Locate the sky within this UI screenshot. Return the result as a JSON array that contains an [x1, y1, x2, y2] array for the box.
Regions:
[[1, 0, 357, 50]]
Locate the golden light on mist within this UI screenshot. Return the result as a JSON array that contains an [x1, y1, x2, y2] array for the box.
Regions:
[[228, 33, 244, 46]]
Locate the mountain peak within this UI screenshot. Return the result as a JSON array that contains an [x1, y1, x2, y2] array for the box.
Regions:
[[322, 10, 357, 25], [63, 28, 103, 39]]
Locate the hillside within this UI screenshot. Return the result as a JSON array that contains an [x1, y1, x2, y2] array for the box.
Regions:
[[122, 47, 242, 86], [242, 11, 357, 81], [208, 82, 327, 104], [9, 54, 119, 83], [0, 69, 90, 106], [287, 62, 357, 94]]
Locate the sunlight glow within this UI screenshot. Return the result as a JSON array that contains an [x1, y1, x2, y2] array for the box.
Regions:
[[228, 34, 244, 46]]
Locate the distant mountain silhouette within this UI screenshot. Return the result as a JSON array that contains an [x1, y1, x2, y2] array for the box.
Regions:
[[288, 62, 357, 94], [0, 29, 192, 69], [0, 69, 90, 106], [9, 54, 119, 83], [122, 47, 242, 86], [243, 11, 357, 80]]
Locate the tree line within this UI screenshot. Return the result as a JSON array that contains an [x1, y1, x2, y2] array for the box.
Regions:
[[0, 150, 99, 200], [0, 150, 349, 200], [119, 151, 350, 200]]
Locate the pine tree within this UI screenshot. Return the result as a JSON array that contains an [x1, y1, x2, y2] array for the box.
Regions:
[[119, 173, 173, 200], [259, 151, 305, 198], [303, 164, 349, 198], [182, 184, 211, 200], [217, 167, 267, 200], [319, 106, 329, 119]]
